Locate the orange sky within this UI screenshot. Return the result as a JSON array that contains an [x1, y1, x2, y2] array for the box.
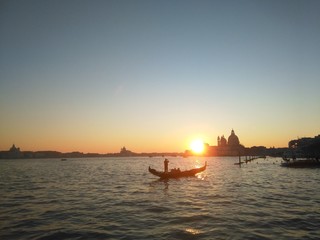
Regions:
[[1, 127, 317, 153]]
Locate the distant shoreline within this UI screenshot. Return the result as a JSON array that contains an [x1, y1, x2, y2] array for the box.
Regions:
[[0, 150, 184, 159], [2, 133, 320, 159], [0, 148, 284, 159], [0, 132, 282, 159]]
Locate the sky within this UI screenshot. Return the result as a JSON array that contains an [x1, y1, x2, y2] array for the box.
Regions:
[[1, 0, 320, 153]]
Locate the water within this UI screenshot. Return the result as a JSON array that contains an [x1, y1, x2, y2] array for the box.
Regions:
[[1, 157, 320, 239]]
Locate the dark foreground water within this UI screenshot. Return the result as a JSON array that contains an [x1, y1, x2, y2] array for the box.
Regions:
[[1, 157, 320, 240]]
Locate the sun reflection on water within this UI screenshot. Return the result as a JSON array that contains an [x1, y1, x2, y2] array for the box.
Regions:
[[185, 228, 202, 235]]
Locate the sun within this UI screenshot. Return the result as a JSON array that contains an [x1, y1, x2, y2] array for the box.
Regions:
[[190, 139, 204, 154]]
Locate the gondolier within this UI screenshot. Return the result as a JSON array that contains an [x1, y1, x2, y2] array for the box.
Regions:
[[164, 158, 169, 172]]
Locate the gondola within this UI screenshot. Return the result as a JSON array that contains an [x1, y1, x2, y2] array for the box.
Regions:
[[148, 162, 207, 179]]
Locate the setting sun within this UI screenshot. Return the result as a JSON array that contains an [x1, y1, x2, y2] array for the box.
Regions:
[[190, 139, 204, 154]]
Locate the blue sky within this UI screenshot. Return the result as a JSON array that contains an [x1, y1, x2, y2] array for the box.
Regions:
[[1, 0, 320, 152]]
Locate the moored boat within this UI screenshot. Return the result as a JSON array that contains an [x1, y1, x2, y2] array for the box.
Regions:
[[281, 157, 320, 168], [148, 162, 207, 179]]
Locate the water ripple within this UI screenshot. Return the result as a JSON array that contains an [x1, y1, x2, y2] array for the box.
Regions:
[[1, 157, 320, 239]]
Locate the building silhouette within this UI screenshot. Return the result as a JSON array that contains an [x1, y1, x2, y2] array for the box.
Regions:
[[0, 144, 22, 159], [189, 129, 246, 156]]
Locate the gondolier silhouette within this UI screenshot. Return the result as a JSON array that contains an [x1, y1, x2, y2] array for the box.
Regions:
[[164, 158, 169, 172]]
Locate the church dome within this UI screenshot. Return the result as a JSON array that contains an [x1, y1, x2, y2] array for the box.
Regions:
[[228, 129, 240, 146]]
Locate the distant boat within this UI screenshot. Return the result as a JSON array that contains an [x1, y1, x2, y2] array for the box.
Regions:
[[281, 157, 320, 168], [61, 158, 67, 161], [148, 162, 207, 179]]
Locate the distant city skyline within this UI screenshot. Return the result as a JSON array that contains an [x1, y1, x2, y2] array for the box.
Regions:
[[1, 130, 319, 154], [1, 0, 320, 153]]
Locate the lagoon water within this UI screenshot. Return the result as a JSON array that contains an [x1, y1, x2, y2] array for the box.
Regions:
[[0, 157, 320, 239]]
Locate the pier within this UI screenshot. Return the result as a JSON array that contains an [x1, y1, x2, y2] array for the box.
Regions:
[[234, 155, 265, 166]]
